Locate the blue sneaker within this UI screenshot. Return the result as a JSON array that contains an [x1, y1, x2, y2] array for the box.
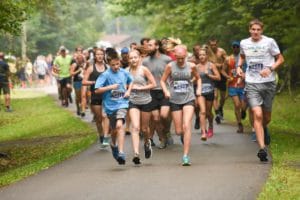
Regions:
[[182, 155, 191, 166], [110, 144, 119, 161], [264, 127, 271, 145], [117, 152, 126, 165], [251, 132, 257, 142]]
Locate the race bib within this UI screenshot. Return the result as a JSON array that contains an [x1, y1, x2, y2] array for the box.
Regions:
[[202, 83, 213, 94], [249, 63, 264, 72], [111, 90, 125, 100], [174, 80, 189, 93]]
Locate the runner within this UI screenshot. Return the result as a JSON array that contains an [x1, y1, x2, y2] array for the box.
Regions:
[[161, 45, 201, 166], [143, 39, 172, 149], [237, 19, 284, 162], [82, 48, 110, 148], [95, 51, 133, 165], [53, 46, 73, 107], [226, 41, 247, 133], [0, 52, 12, 112], [128, 50, 156, 165], [207, 38, 227, 124], [34, 55, 48, 87], [197, 48, 220, 140], [188, 44, 202, 130], [70, 53, 85, 116]]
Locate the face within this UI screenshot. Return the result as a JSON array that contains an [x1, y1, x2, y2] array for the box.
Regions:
[[129, 51, 140, 67], [249, 24, 263, 41], [193, 45, 201, 57], [209, 41, 218, 51], [232, 45, 240, 54], [198, 50, 207, 62], [121, 53, 129, 63], [175, 50, 187, 66], [147, 40, 157, 56], [76, 54, 84, 63], [109, 59, 121, 72], [95, 50, 104, 63], [60, 50, 66, 57]]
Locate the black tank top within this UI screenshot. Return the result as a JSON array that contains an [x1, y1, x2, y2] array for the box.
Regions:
[[89, 63, 107, 92], [73, 63, 84, 82]]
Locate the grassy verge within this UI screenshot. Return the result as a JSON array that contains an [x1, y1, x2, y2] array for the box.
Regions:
[[0, 90, 96, 187], [224, 91, 300, 200]]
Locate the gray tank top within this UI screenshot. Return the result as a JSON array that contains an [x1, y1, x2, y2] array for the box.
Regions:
[[199, 62, 214, 94], [169, 61, 195, 104], [129, 66, 152, 105]]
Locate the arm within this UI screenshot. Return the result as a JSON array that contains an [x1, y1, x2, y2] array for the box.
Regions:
[[94, 73, 118, 94], [208, 63, 221, 81], [160, 64, 172, 99], [237, 54, 245, 76], [191, 63, 202, 95], [82, 64, 95, 86], [70, 63, 82, 76]]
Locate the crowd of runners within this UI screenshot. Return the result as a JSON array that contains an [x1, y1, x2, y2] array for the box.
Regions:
[[0, 19, 284, 166]]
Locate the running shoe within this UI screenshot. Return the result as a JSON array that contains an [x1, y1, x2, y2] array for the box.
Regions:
[[182, 155, 191, 166], [5, 107, 13, 112], [158, 140, 167, 149], [201, 130, 207, 141], [251, 132, 257, 142], [180, 134, 184, 145], [241, 110, 247, 120], [110, 144, 119, 161], [207, 128, 214, 138], [76, 110, 80, 116], [144, 140, 152, 159], [194, 117, 200, 129], [80, 112, 85, 117], [237, 123, 243, 133], [264, 127, 271, 145], [101, 137, 110, 148], [257, 148, 268, 162], [150, 138, 156, 147], [132, 154, 141, 165], [117, 152, 126, 165], [215, 114, 221, 124]]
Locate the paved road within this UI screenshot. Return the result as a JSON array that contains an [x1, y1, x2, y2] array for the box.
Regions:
[[0, 86, 271, 200]]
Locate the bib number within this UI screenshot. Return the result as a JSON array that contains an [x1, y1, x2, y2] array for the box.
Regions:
[[111, 90, 125, 100], [174, 80, 189, 93]]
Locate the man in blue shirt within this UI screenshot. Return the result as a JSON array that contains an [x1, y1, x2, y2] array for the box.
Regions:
[[95, 51, 133, 165]]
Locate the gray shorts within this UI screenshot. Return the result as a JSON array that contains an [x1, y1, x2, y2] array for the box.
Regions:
[[245, 81, 276, 112], [108, 108, 127, 129]]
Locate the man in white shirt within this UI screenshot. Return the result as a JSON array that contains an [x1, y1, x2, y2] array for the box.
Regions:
[[237, 19, 284, 162]]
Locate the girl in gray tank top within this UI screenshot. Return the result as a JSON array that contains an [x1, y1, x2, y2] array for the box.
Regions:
[[196, 48, 220, 141], [160, 45, 201, 166], [128, 50, 157, 165], [169, 61, 195, 104]]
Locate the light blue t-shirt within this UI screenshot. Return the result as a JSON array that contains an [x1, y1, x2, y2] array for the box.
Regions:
[[95, 68, 133, 115]]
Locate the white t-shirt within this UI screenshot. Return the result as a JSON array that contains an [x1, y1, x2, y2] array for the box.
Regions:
[[240, 35, 280, 83], [34, 60, 48, 75]]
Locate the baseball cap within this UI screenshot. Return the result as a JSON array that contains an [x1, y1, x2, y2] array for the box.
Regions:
[[231, 41, 240, 47], [59, 46, 66, 52], [121, 47, 129, 54]]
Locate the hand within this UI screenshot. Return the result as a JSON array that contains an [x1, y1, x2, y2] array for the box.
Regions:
[[260, 68, 272, 78], [132, 84, 142, 90], [124, 91, 130, 98], [164, 91, 171, 99], [236, 67, 243, 76]]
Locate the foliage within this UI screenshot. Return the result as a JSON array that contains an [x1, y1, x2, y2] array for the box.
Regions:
[[107, 0, 300, 85], [0, 0, 105, 59]]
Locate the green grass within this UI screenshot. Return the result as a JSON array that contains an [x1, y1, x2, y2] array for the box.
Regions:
[[0, 90, 97, 187], [224, 91, 300, 200]]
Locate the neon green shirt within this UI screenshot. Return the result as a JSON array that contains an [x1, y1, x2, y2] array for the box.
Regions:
[[53, 55, 72, 78]]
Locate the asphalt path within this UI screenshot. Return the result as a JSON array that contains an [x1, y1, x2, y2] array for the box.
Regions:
[[0, 86, 271, 200]]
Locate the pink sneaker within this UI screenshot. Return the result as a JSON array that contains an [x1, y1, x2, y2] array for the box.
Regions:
[[207, 128, 214, 138]]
